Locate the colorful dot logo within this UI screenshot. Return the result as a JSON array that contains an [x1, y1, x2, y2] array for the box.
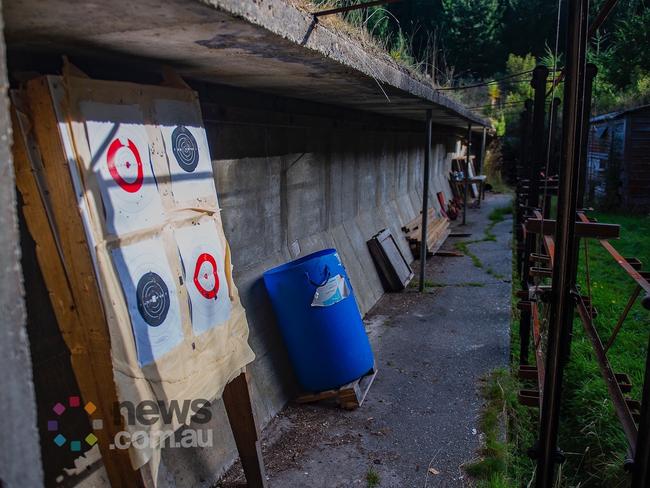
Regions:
[[48, 396, 101, 451]]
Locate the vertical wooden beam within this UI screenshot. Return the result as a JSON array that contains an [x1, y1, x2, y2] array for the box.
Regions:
[[529, 65, 550, 210], [222, 372, 268, 488], [18, 79, 144, 488], [577, 64, 598, 208]]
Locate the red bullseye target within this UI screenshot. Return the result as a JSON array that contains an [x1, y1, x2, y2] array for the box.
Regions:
[[107, 138, 144, 193], [193, 253, 219, 299]]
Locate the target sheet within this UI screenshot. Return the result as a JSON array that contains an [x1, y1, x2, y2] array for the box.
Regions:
[[81, 101, 165, 236], [155, 99, 217, 208], [111, 237, 184, 366], [175, 219, 232, 335]]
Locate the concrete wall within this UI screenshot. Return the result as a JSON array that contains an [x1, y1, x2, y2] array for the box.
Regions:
[[7, 74, 459, 485], [0, 5, 44, 487], [156, 85, 461, 486]]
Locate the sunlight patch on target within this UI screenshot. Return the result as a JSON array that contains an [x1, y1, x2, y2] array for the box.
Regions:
[[111, 237, 183, 366], [175, 219, 232, 335]]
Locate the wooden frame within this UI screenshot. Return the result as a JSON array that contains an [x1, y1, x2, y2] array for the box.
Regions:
[[12, 78, 266, 487], [367, 229, 413, 291]]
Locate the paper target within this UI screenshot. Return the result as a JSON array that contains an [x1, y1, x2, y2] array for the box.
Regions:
[[171, 126, 200, 173], [193, 253, 220, 299], [81, 102, 165, 236], [155, 100, 218, 208], [136, 272, 170, 326], [174, 220, 231, 335], [111, 237, 183, 366]]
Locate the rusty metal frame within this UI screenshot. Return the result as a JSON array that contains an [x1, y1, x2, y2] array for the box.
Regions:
[[574, 294, 639, 449]]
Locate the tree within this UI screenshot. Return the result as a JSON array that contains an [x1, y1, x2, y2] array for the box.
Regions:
[[440, 0, 504, 77]]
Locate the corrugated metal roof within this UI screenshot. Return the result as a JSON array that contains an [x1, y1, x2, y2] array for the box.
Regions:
[[591, 103, 650, 123]]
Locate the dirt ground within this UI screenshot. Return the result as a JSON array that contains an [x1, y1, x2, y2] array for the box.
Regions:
[[217, 193, 513, 487]]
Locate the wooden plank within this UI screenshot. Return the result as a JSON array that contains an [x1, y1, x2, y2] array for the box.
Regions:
[[222, 372, 268, 488], [578, 212, 650, 296], [20, 78, 144, 487], [339, 367, 378, 410], [525, 217, 620, 239], [368, 229, 413, 291], [434, 250, 463, 257]]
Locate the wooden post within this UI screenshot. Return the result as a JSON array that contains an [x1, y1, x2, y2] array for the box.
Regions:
[[14, 80, 145, 487], [223, 372, 268, 488]]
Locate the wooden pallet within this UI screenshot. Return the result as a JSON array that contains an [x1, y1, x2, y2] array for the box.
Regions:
[[295, 366, 378, 410]]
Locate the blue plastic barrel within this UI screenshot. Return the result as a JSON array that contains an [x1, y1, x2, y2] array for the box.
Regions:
[[263, 249, 374, 392]]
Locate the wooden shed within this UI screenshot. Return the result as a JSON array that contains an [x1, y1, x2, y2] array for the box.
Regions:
[[587, 104, 650, 210]]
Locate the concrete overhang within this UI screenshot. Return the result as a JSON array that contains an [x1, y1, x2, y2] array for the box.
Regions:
[[5, 0, 489, 131]]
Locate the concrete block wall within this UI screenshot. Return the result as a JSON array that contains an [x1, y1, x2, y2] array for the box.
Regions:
[[157, 85, 462, 486]]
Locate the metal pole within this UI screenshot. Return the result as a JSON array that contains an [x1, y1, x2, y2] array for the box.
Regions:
[[632, 332, 650, 487], [536, 0, 590, 486], [462, 123, 471, 225], [479, 126, 487, 175], [516, 101, 534, 275], [419, 109, 433, 292], [545, 97, 561, 218]]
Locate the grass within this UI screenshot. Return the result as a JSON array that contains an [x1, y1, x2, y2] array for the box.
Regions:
[[464, 369, 537, 488], [408, 279, 485, 289], [454, 202, 513, 270], [366, 468, 380, 487], [558, 211, 650, 486], [471, 210, 650, 488]]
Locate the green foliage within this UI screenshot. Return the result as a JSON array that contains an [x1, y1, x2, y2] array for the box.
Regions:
[[488, 203, 513, 223], [365, 468, 380, 487], [558, 212, 650, 486], [465, 369, 536, 488], [589, 4, 650, 111], [439, 0, 504, 76]]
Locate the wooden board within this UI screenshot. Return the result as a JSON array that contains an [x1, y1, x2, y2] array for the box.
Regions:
[[13, 83, 144, 487], [13, 76, 267, 488], [403, 209, 451, 259], [368, 229, 413, 291]]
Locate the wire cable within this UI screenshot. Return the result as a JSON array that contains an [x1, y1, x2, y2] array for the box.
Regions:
[[435, 69, 535, 91]]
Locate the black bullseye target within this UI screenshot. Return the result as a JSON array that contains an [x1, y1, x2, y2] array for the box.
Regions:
[[171, 126, 199, 173], [136, 271, 170, 327]]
